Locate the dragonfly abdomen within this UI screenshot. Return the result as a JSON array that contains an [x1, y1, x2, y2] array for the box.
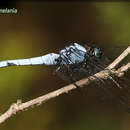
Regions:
[[0, 53, 60, 68]]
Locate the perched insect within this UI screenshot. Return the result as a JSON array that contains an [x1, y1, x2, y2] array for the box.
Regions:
[[54, 43, 103, 87], [0, 43, 129, 111], [0, 43, 103, 87]]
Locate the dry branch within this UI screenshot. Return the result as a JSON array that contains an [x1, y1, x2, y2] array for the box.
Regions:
[[0, 46, 130, 124]]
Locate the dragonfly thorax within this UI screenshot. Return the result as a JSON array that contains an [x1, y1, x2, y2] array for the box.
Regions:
[[57, 43, 87, 66]]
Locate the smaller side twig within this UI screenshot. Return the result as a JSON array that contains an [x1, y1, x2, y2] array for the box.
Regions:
[[115, 62, 130, 77], [108, 46, 130, 69]]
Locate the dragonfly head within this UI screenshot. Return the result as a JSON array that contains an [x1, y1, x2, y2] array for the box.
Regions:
[[93, 47, 102, 58], [83, 43, 102, 59]]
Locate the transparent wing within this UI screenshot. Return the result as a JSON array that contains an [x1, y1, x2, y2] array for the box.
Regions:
[[57, 54, 130, 112], [87, 59, 130, 112]]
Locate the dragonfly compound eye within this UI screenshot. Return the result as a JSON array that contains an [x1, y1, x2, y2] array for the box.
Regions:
[[93, 48, 102, 58]]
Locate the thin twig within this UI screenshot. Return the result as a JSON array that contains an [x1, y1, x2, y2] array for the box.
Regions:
[[0, 46, 130, 124], [115, 62, 130, 77], [107, 46, 130, 69]]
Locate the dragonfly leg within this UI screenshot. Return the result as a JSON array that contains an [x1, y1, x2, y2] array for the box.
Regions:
[[67, 67, 82, 92], [68, 72, 81, 92]]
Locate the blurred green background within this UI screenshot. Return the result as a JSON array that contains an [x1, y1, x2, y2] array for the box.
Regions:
[[0, 1, 130, 130]]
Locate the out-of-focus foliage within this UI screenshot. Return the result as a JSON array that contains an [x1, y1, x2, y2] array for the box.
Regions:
[[0, 2, 129, 130]]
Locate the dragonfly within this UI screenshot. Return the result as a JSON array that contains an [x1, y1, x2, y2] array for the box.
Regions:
[[0, 43, 130, 112]]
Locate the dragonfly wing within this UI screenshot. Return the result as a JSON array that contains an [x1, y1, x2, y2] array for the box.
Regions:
[[87, 59, 130, 112], [102, 77, 130, 112]]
